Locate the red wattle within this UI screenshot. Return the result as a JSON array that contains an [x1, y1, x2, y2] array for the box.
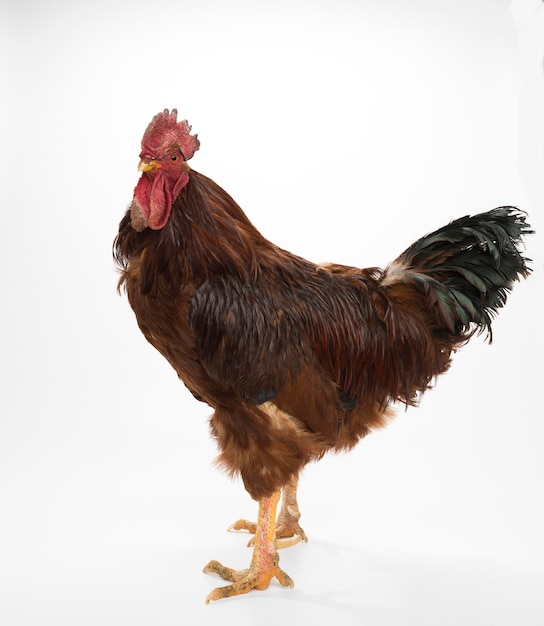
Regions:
[[130, 175, 151, 231], [129, 170, 190, 231]]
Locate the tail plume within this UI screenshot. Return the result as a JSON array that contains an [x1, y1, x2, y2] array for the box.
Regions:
[[383, 207, 533, 340]]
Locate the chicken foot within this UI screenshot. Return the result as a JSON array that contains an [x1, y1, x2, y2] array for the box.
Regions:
[[228, 475, 308, 548], [204, 490, 294, 602]]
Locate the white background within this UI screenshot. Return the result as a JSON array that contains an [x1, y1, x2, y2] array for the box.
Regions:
[[2, 0, 543, 624]]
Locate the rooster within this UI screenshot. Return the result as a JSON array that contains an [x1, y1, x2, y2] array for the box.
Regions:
[[113, 109, 532, 603]]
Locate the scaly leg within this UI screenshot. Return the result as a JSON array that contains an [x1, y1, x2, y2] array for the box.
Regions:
[[229, 475, 308, 547], [204, 490, 294, 603], [276, 475, 308, 544]]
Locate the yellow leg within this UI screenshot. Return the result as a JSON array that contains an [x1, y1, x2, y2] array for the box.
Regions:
[[229, 475, 308, 547], [276, 475, 308, 544], [204, 490, 294, 603]]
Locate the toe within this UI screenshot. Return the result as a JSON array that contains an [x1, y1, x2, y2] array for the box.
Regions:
[[203, 560, 247, 583], [204, 566, 294, 603], [227, 519, 257, 534]]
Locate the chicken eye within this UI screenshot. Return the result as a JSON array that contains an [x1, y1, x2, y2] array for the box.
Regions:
[[170, 154, 178, 162]]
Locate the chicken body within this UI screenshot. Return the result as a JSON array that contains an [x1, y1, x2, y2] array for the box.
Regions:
[[114, 110, 531, 602], [116, 169, 450, 496]]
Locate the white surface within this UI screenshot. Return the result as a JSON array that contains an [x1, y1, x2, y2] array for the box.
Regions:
[[2, 0, 543, 624]]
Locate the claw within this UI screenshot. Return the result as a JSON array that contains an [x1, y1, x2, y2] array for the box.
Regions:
[[205, 491, 295, 602], [204, 558, 294, 603], [228, 519, 305, 548], [277, 534, 303, 549], [227, 519, 256, 534], [228, 500, 308, 548]]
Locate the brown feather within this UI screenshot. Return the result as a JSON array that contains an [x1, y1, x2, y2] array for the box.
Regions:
[[114, 169, 530, 499]]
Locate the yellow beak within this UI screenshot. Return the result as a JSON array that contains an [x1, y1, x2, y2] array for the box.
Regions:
[[138, 159, 162, 173]]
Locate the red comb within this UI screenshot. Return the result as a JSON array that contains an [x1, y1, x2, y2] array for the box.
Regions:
[[141, 109, 200, 160]]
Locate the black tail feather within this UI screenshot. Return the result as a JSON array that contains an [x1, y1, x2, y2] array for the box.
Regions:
[[387, 206, 533, 340]]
